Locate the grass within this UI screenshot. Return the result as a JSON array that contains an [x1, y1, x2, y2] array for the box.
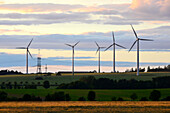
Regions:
[[0, 101, 169, 112], [0, 72, 170, 85], [1, 88, 170, 101]]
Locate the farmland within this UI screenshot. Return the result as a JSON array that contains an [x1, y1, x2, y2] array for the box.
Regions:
[[1, 88, 170, 101], [0, 101, 169, 112], [0, 72, 170, 85]]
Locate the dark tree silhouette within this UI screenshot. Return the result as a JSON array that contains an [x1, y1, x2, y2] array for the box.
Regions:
[[43, 81, 50, 89], [78, 97, 86, 101], [140, 97, 148, 101], [65, 94, 71, 101], [0, 91, 8, 101], [149, 90, 161, 101], [88, 91, 96, 101], [117, 97, 124, 101], [130, 93, 138, 100]]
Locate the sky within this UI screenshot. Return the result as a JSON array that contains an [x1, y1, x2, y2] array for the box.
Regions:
[[0, 0, 169, 73]]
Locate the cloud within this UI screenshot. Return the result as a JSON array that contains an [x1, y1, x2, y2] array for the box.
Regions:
[[0, 3, 85, 12], [0, 28, 22, 33], [0, 12, 141, 25], [0, 1, 169, 25], [0, 25, 169, 50], [0, 12, 91, 25], [125, 0, 170, 20]]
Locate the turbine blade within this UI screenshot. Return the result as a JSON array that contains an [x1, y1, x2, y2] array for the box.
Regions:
[[129, 40, 137, 52], [95, 41, 99, 47], [74, 41, 80, 47], [16, 47, 26, 49], [131, 24, 138, 39], [96, 48, 100, 54], [112, 31, 115, 43], [65, 43, 72, 47], [139, 38, 154, 41], [27, 38, 33, 48], [105, 44, 113, 51], [115, 43, 126, 49], [28, 50, 33, 59]]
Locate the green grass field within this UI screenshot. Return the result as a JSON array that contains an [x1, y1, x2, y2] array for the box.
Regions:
[[1, 88, 170, 101], [0, 72, 170, 85]]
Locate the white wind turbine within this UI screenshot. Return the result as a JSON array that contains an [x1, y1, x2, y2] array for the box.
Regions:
[[105, 31, 126, 73], [16, 38, 33, 74], [129, 25, 153, 76], [95, 41, 105, 73], [65, 41, 80, 76]]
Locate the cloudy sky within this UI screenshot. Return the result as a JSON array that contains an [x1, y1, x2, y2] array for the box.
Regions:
[[0, 0, 169, 73]]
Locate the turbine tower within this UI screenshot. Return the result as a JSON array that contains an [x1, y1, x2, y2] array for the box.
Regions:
[[65, 41, 80, 76], [105, 31, 126, 73], [95, 42, 105, 73], [37, 49, 42, 74], [129, 25, 153, 76], [45, 64, 47, 73], [17, 38, 33, 74]]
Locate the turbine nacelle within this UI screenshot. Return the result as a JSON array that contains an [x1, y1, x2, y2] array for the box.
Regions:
[[65, 41, 80, 48], [105, 32, 126, 51], [16, 38, 34, 59], [95, 41, 105, 54]]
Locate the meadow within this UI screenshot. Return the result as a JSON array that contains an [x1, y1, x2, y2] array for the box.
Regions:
[[0, 101, 169, 112], [1, 88, 170, 101], [0, 72, 170, 85]]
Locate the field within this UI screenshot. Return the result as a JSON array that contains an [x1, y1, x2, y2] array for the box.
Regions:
[[0, 101, 169, 112], [0, 72, 170, 85], [1, 89, 170, 101]]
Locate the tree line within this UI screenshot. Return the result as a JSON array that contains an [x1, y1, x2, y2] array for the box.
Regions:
[[1, 76, 170, 89], [0, 70, 23, 75], [125, 65, 170, 72], [0, 90, 169, 101], [0, 80, 53, 89], [57, 76, 170, 89]]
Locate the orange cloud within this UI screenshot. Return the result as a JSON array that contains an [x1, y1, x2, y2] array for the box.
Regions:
[[130, 0, 151, 9], [0, 4, 85, 13], [0, 4, 107, 13]]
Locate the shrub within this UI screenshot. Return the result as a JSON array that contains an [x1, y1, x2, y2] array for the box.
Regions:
[[111, 97, 117, 101], [88, 91, 96, 101], [130, 93, 138, 101], [43, 80, 50, 89], [117, 97, 124, 101], [161, 96, 170, 101], [22, 94, 42, 101], [149, 90, 161, 101], [0, 91, 8, 101], [65, 94, 71, 101], [35, 77, 43, 80], [45, 92, 67, 101], [22, 94, 32, 101], [140, 97, 148, 101], [78, 97, 86, 101]]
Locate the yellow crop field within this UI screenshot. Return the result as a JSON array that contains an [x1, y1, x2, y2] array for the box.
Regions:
[[0, 101, 169, 112]]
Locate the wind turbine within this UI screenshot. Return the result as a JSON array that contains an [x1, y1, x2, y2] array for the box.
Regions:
[[105, 31, 126, 73], [16, 38, 33, 74], [95, 42, 105, 73], [65, 41, 80, 76], [129, 25, 153, 76]]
